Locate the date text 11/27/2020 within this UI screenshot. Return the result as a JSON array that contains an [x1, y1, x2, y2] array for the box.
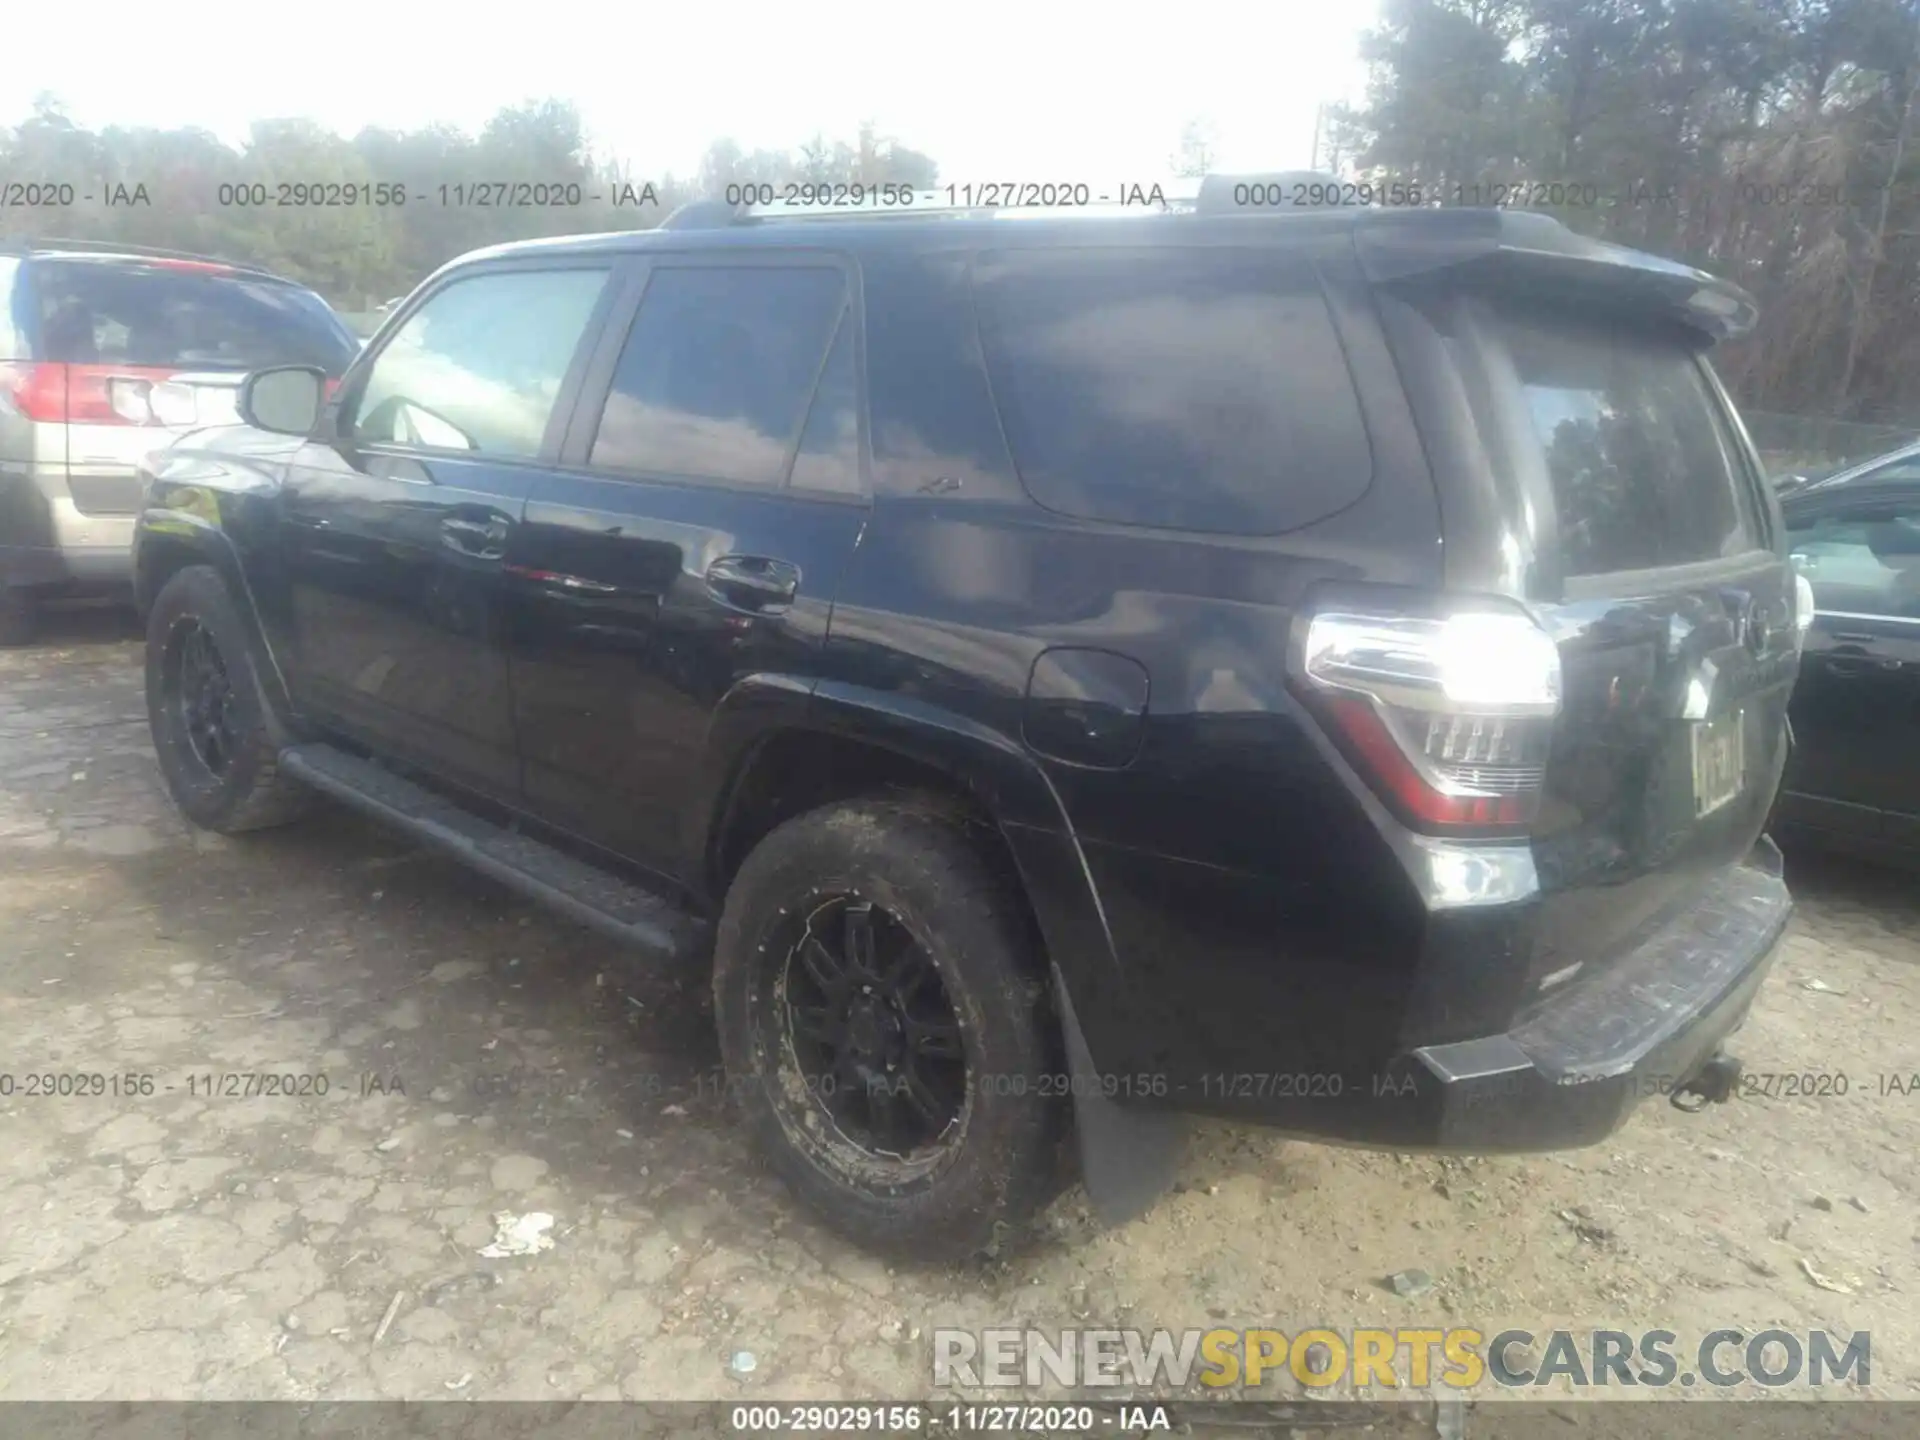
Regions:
[[0, 1071, 399, 1099]]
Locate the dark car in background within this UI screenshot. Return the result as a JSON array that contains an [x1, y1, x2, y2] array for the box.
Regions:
[[1775, 457, 1920, 866], [0, 240, 359, 644], [130, 186, 1800, 1255]]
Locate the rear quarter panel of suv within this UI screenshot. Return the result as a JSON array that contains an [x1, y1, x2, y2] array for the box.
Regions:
[[818, 231, 1458, 1122]]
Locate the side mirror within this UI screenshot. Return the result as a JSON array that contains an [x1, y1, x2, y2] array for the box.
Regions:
[[239, 366, 327, 436], [1774, 473, 1809, 495]]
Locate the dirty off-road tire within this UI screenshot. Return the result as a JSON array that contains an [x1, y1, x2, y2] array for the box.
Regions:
[[146, 564, 313, 833], [713, 797, 1066, 1260]]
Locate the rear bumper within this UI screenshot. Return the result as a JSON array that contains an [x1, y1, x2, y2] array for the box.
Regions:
[[1373, 839, 1791, 1151], [1134, 838, 1793, 1153]]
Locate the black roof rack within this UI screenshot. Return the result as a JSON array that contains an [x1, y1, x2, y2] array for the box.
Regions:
[[650, 180, 1756, 340], [658, 199, 747, 230], [0, 235, 278, 276]]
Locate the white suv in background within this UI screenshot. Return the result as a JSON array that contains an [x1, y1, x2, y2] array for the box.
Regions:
[[0, 240, 358, 644]]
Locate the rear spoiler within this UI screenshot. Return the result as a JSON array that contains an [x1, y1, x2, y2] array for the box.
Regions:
[[1351, 208, 1758, 342]]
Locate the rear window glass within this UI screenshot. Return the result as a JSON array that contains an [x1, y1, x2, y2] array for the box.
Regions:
[[1495, 308, 1760, 576], [30, 260, 358, 375], [973, 248, 1372, 534], [589, 265, 846, 486]]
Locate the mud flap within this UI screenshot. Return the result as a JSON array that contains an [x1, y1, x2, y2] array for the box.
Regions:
[[1052, 966, 1187, 1225]]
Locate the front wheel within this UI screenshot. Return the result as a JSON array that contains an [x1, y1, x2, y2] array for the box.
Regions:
[[146, 565, 312, 833], [712, 798, 1066, 1259]]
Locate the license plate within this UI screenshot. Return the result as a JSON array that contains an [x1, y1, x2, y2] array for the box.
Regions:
[[1691, 710, 1746, 817]]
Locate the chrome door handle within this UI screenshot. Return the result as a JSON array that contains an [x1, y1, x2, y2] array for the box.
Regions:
[[440, 515, 508, 557], [705, 555, 800, 611]]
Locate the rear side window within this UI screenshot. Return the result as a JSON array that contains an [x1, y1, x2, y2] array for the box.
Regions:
[[1494, 308, 1761, 576], [29, 260, 359, 375], [589, 266, 847, 488], [973, 248, 1372, 533]]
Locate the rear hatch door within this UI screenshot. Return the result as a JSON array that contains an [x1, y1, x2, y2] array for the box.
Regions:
[[1362, 214, 1795, 1002], [1491, 303, 1795, 993]]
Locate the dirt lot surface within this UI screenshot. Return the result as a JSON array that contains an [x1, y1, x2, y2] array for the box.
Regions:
[[2, 609, 1916, 1430]]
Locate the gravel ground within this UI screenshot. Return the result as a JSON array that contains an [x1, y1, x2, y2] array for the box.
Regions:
[[1, 606, 1915, 1430]]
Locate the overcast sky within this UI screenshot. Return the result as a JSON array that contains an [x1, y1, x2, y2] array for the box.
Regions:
[[1, 0, 1378, 184]]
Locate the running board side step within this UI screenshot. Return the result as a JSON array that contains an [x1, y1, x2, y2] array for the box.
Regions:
[[277, 743, 707, 962]]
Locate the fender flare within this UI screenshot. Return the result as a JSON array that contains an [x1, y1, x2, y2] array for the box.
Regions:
[[133, 505, 298, 732], [697, 678, 1121, 989]]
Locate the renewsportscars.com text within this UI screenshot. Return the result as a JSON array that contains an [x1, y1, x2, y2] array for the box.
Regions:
[[932, 1326, 1871, 1391]]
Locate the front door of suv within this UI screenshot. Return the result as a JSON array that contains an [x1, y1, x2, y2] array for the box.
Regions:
[[1780, 481, 1920, 847], [278, 262, 618, 799], [508, 255, 869, 887]]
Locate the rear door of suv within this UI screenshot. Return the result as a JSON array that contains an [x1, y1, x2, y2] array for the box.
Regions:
[[507, 251, 869, 887]]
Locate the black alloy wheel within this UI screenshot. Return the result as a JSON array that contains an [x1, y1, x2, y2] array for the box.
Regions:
[[171, 618, 239, 779], [712, 798, 1067, 1258], [145, 565, 312, 833], [776, 894, 969, 1161]]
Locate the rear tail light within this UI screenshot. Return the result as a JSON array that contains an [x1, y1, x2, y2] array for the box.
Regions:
[[0, 362, 189, 426], [1298, 606, 1562, 833], [0, 362, 70, 421], [73, 366, 186, 426], [108, 377, 156, 423]]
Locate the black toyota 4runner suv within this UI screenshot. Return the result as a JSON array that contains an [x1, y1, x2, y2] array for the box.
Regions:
[[132, 178, 1803, 1258]]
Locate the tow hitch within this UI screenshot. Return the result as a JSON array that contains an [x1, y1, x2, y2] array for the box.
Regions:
[[1671, 1051, 1742, 1112]]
